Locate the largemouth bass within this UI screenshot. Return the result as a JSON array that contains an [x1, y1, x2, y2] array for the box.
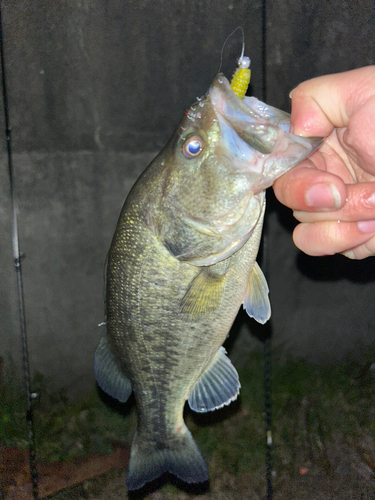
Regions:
[[94, 72, 322, 490]]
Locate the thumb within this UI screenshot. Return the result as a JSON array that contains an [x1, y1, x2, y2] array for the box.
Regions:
[[290, 66, 375, 137]]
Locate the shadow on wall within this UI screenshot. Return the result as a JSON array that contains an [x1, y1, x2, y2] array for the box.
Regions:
[[297, 253, 375, 284], [267, 188, 375, 283]]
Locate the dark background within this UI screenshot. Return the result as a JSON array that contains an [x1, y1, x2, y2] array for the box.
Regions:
[[0, 0, 374, 397]]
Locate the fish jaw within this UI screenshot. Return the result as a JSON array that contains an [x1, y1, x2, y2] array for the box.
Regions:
[[209, 74, 323, 192]]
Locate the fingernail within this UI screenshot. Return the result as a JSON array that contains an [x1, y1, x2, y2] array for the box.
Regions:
[[357, 220, 375, 233], [305, 183, 342, 209], [342, 250, 356, 259]]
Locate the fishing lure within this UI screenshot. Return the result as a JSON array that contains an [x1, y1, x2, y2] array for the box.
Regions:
[[230, 55, 251, 99]]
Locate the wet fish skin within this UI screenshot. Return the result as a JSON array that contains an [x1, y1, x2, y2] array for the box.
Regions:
[[94, 74, 322, 490]]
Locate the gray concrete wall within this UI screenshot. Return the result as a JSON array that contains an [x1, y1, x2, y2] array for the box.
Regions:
[[0, 1, 374, 396], [1, 151, 156, 396]]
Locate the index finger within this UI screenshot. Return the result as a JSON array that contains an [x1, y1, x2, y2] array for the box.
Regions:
[[273, 159, 346, 212], [290, 66, 375, 137]]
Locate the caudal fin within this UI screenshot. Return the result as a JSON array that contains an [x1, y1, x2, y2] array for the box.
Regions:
[[126, 425, 208, 490]]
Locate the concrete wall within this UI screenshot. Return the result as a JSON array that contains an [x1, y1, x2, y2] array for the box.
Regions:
[[0, 0, 374, 396]]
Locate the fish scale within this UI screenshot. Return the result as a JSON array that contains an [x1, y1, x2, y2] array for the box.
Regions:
[[94, 71, 323, 490]]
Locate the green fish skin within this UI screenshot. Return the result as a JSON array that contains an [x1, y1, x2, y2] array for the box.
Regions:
[[94, 74, 322, 490]]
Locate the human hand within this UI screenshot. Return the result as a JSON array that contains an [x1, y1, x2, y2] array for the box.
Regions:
[[273, 66, 375, 259]]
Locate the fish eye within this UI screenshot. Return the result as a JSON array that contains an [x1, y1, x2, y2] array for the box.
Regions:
[[182, 136, 204, 159]]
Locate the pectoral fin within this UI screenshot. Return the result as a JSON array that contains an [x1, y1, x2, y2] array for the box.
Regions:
[[243, 262, 271, 324], [188, 347, 240, 413], [94, 335, 132, 402], [180, 267, 227, 316]]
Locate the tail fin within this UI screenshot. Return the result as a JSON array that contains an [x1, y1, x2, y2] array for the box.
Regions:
[[126, 425, 208, 490]]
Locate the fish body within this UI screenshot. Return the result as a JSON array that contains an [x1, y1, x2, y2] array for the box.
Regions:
[[94, 74, 322, 490]]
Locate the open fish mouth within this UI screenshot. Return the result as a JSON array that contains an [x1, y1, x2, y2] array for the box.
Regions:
[[209, 74, 323, 190]]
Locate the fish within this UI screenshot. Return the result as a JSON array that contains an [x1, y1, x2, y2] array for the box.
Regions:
[[94, 71, 322, 490]]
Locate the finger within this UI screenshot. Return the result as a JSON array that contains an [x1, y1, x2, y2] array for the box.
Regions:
[[342, 236, 375, 259], [294, 183, 375, 223], [342, 94, 375, 176], [290, 66, 375, 137], [273, 163, 346, 212], [292, 220, 375, 257]]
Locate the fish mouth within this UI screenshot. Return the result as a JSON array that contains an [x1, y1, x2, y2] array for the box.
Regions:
[[209, 74, 323, 187]]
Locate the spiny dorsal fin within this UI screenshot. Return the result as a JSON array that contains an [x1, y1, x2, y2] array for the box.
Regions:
[[243, 261, 271, 324]]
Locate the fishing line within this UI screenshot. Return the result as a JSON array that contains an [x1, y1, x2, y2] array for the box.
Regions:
[[261, 0, 273, 498], [261, 0, 267, 103], [259, 208, 273, 500], [217, 25, 245, 74], [0, 3, 39, 499]]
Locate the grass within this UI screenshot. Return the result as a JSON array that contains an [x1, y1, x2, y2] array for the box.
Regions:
[[1, 348, 374, 497], [187, 349, 374, 478], [0, 363, 136, 463]]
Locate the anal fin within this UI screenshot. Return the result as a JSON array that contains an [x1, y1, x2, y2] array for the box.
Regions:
[[94, 334, 132, 403], [243, 261, 271, 324], [188, 347, 240, 413]]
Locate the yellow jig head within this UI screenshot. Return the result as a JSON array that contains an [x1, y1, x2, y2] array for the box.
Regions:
[[230, 56, 251, 100]]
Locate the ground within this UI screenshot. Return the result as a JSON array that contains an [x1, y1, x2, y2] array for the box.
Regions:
[[2, 350, 374, 499]]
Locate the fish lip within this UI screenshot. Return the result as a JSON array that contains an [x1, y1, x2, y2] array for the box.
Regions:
[[207, 73, 325, 190], [209, 74, 264, 125], [209, 73, 324, 156], [209, 75, 278, 165]]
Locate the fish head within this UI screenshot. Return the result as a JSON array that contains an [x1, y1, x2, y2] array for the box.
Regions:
[[154, 74, 323, 265]]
